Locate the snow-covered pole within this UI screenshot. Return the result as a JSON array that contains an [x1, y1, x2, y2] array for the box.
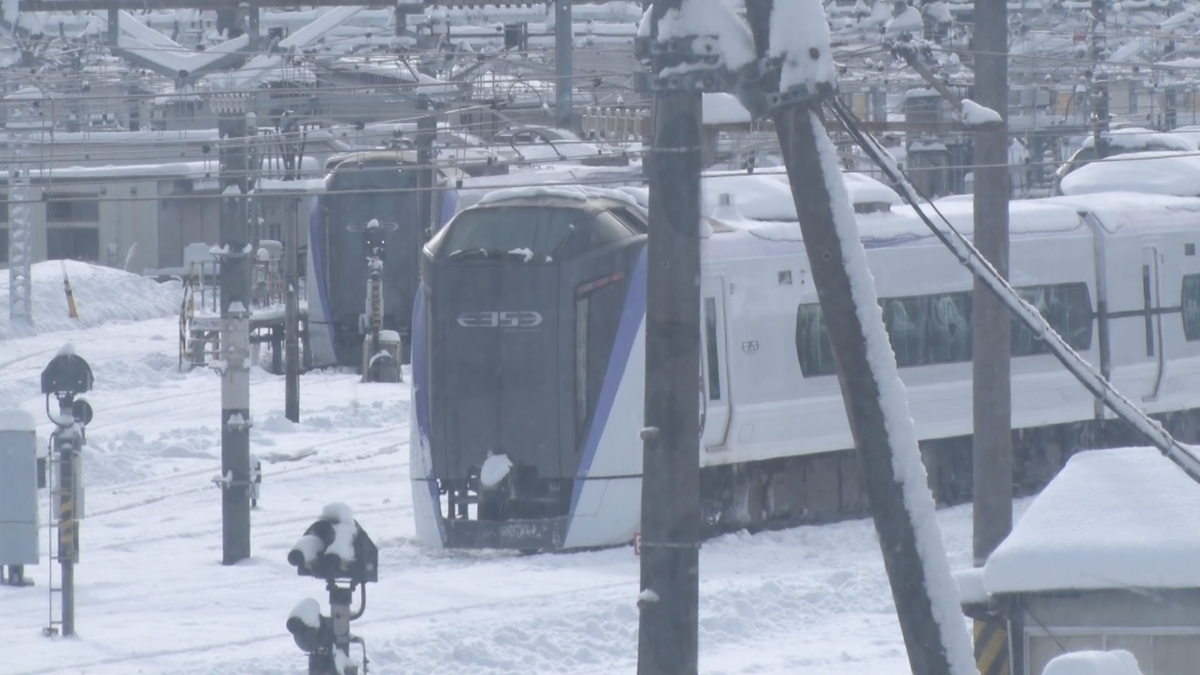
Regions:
[[6, 89, 38, 334], [215, 92, 254, 566], [740, 1, 977, 674], [634, 0, 704, 671]]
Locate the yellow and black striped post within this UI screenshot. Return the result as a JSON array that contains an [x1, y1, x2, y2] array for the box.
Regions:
[[974, 615, 1010, 675]]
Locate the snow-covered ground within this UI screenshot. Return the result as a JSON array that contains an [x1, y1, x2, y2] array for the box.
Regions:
[[0, 263, 1008, 674]]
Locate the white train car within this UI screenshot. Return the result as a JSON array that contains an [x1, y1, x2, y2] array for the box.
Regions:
[[410, 185, 1200, 551]]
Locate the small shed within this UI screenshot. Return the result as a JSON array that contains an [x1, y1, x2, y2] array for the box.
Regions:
[[980, 447, 1200, 675]]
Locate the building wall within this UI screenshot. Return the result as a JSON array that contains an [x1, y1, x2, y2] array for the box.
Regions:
[[157, 189, 221, 270], [1021, 590, 1200, 675]]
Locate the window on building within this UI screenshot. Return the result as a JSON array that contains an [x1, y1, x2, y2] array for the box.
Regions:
[[46, 195, 100, 223], [47, 227, 100, 262], [0, 193, 8, 223], [0, 228, 8, 264]]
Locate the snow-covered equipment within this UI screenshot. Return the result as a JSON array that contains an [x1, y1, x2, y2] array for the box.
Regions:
[[285, 504, 377, 675], [287, 503, 378, 584], [349, 219, 402, 384], [0, 410, 38, 587]]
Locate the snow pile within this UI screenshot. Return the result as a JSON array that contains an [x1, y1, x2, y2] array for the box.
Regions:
[[321, 502, 358, 564], [480, 452, 514, 487], [0, 260, 182, 340], [960, 99, 1002, 126], [984, 447, 1200, 593], [656, 0, 755, 70], [1080, 127, 1196, 152], [811, 108, 978, 675], [477, 184, 642, 209], [287, 597, 322, 631], [769, 0, 837, 93], [1041, 650, 1144, 675], [703, 92, 753, 125]]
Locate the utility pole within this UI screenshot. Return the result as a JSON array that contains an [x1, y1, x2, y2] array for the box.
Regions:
[[6, 89, 38, 333], [215, 93, 253, 566], [555, 0, 573, 129], [636, 0, 702, 672], [972, 0, 1013, 566], [285, 195, 300, 423], [743, 1, 973, 673]]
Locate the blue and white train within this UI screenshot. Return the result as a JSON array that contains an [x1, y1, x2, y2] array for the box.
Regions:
[[410, 179, 1200, 551], [306, 150, 460, 368]]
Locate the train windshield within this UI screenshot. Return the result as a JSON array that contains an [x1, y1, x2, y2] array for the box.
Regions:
[[434, 206, 623, 262]]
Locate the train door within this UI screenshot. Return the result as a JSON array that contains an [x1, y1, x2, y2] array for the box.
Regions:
[[701, 277, 731, 449], [1142, 243, 1166, 401]]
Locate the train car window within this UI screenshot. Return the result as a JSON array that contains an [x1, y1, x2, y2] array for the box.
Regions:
[[587, 211, 638, 249], [928, 293, 972, 363], [1012, 283, 1093, 356], [796, 303, 838, 377], [607, 207, 649, 234], [436, 207, 579, 260], [882, 297, 928, 367], [1182, 274, 1200, 341], [704, 297, 722, 400]]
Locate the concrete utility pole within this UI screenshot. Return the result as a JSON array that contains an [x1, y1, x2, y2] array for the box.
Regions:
[[215, 93, 254, 565], [636, 0, 702, 672], [743, 1, 959, 673], [555, 0, 573, 129], [285, 195, 300, 423], [971, 0, 1013, 567]]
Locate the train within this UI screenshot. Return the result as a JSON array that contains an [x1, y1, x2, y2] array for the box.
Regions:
[[409, 177, 1200, 552], [306, 149, 460, 369]]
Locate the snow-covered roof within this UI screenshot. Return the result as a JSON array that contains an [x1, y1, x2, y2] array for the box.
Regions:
[[984, 447, 1200, 594], [702, 93, 752, 126], [1042, 650, 1143, 675], [0, 409, 36, 433], [1060, 151, 1200, 198]]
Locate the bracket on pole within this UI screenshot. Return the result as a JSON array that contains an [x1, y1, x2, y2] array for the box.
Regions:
[[633, 35, 734, 93]]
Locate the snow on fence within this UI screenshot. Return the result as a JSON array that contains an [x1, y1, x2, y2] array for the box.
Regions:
[[580, 106, 647, 142]]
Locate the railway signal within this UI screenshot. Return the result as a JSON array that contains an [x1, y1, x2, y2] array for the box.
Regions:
[[39, 345, 94, 638], [286, 504, 378, 675]]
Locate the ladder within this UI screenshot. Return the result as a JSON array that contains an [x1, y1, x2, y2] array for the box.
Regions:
[[42, 450, 65, 637]]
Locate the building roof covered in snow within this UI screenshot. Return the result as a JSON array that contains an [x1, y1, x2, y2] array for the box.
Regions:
[[984, 447, 1200, 594]]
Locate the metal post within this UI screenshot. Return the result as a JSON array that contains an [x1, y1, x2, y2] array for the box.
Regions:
[[107, 9, 119, 47], [329, 584, 352, 663], [54, 399, 79, 637], [555, 0, 573, 130], [417, 110, 436, 239], [285, 196, 300, 423], [972, 0, 1013, 568], [636, 0, 701, 672], [217, 95, 253, 565], [246, 3, 261, 51], [743, 1, 962, 673], [7, 96, 34, 333]]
